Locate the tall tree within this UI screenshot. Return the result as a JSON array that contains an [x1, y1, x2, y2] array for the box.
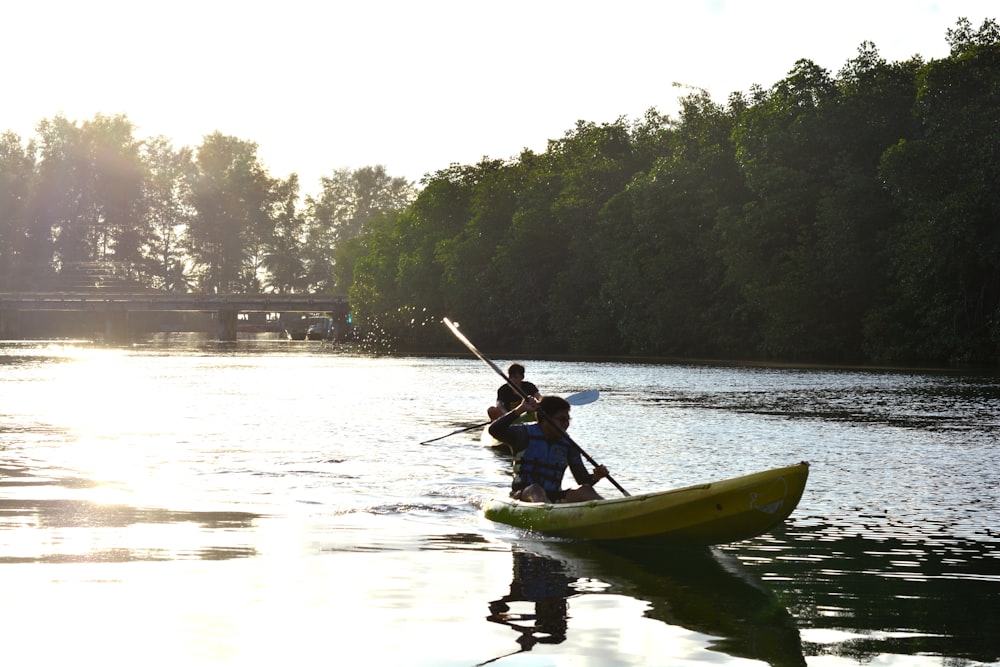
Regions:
[[543, 118, 643, 353], [725, 59, 842, 359], [140, 136, 196, 291], [0, 131, 37, 289], [877, 19, 1000, 364], [88, 114, 146, 277], [816, 43, 920, 360], [432, 158, 523, 342], [188, 133, 276, 293], [604, 97, 751, 357], [262, 173, 307, 293], [31, 114, 146, 283], [33, 116, 99, 270], [301, 165, 416, 292]]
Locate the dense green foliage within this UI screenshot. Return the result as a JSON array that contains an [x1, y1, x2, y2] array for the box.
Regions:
[[2, 19, 998, 366], [344, 19, 1000, 366], [0, 121, 415, 294]]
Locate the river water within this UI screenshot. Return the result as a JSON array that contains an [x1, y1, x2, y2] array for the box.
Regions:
[[1, 335, 998, 666]]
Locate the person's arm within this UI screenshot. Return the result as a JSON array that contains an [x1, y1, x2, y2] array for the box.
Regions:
[[567, 450, 608, 487], [488, 398, 535, 442], [567, 450, 593, 486]]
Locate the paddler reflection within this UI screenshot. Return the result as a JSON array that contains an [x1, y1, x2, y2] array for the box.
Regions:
[[481, 542, 807, 667], [482, 548, 573, 662]]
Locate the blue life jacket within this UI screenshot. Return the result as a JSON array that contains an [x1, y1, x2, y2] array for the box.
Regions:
[[512, 424, 573, 495]]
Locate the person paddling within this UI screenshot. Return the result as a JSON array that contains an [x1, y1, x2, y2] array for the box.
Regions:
[[488, 395, 608, 503], [487, 363, 541, 421]]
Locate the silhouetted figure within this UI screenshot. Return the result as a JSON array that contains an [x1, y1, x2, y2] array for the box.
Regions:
[[481, 549, 575, 664]]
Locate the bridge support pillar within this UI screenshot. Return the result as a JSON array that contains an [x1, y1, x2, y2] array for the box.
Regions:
[[0, 309, 20, 339], [216, 309, 239, 341]]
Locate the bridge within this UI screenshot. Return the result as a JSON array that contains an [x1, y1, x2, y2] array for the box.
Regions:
[[0, 292, 350, 342]]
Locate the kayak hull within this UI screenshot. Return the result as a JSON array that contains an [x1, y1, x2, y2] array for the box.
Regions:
[[482, 462, 809, 545]]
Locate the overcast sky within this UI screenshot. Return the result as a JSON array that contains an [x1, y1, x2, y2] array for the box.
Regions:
[[4, 1, 996, 193]]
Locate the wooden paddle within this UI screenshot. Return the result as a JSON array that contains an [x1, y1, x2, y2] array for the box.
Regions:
[[443, 317, 629, 496], [420, 390, 601, 445]]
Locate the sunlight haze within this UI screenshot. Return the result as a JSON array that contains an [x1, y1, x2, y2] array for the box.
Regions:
[[4, 0, 996, 193]]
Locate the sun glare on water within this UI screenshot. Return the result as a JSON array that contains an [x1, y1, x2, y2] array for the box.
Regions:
[[29, 346, 204, 508]]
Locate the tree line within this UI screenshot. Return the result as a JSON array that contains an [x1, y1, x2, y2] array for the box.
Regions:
[[0, 119, 416, 294], [3, 19, 998, 366], [339, 18, 1000, 367]]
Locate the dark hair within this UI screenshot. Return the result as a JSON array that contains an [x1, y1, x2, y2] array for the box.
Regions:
[[508, 363, 526, 377], [539, 395, 570, 415]]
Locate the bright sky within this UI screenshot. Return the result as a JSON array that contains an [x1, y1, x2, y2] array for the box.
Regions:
[[4, 1, 996, 195]]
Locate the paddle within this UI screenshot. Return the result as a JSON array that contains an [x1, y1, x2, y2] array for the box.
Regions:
[[565, 389, 600, 406], [420, 390, 600, 445], [443, 317, 629, 497]]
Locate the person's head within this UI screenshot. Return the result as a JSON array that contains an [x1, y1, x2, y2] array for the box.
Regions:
[[508, 363, 526, 383], [539, 395, 571, 438]]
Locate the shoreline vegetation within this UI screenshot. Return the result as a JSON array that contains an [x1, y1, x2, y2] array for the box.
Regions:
[[2, 18, 999, 368]]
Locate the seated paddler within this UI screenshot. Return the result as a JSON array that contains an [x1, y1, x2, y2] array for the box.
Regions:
[[487, 363, 541, 421], [488, 395, 608, 504]]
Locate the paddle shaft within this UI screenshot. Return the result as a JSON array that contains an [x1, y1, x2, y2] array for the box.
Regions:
[[443, 318, 629, 496], [420, 390, 599, 445], [420, 420, 491, 444]]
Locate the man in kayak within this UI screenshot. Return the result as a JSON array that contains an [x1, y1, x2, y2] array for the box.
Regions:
[[488, 395, 608, 503], [487, 363, 541, 421]]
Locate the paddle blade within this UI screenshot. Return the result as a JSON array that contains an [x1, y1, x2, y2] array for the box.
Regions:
[[566, 390, 600, 406]]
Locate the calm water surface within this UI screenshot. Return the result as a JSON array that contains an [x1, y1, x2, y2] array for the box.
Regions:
[[1, 336, 998, 666]]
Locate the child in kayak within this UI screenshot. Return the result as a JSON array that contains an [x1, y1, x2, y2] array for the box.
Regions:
[[488, 395, 608, 503]]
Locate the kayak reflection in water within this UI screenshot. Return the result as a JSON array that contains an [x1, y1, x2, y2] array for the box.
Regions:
[[483, 549, 574, 663], [488, 395, 608, 503], [481, 542, 807, 667]]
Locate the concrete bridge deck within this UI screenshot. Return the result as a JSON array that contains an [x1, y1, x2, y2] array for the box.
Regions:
[[0, 292, 349, 342]]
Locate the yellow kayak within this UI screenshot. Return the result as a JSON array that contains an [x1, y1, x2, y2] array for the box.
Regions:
[[482, 461, 809, 545]]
